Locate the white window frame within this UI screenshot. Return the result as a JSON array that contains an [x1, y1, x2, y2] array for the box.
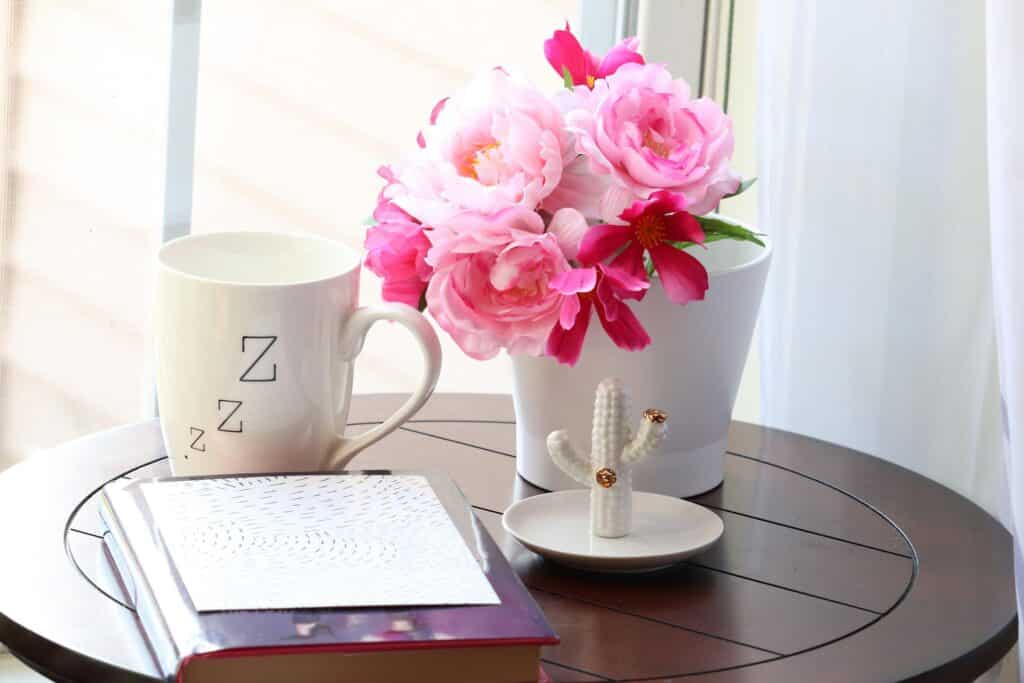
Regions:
[[161, 0, 202, 245], [581, 0, 724, 98], [578, 0, 732, 101]]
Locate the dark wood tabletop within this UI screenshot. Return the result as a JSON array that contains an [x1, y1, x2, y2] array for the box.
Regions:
[[0, 394, 1015, 682]]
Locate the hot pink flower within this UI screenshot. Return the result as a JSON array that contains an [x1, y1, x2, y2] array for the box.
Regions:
[[567, 62, 740, 220], [424, 206, 569, 360], [544, 23, 644, 88], [546, 265, 651, 366], [364, 170, 434, 308], [386, 69, 570, 227], [578, 190, 709, 305]]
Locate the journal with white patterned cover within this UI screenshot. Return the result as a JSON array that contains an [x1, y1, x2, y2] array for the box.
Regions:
[[140, 474, 500, 612]]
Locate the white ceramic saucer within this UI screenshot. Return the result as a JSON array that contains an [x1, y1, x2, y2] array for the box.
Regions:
[[502, 490, 724, 573]]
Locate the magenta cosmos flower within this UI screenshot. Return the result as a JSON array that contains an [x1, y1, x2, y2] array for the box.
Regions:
[[546, 265, 651, 366], [578, 190, 709, 305], [544, 23, 644, 88]]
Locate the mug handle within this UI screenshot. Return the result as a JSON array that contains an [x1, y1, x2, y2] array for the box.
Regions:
[[326, 303, 442, 470]]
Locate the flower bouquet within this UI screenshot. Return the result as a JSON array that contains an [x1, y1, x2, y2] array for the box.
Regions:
[[365, 24, 761, 367]]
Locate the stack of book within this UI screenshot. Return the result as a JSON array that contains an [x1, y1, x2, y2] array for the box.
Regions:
[[100, 470, 556, 683]]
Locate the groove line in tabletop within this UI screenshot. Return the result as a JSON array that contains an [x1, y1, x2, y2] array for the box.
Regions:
[[399, 425, 516, 459], [697, 504, 913, 559]]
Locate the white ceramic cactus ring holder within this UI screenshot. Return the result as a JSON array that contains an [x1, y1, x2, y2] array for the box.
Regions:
[[502, 378, 725, 573], [547, 377, 668, 538]]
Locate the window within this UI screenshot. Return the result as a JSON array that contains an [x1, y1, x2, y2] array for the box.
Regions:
[[0, 2, 170, 466]]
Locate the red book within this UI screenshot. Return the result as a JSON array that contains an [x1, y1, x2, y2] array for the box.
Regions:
[[100, 471, 557, 683]]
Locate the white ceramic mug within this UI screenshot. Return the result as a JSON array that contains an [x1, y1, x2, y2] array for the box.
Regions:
[[156, 231, 442, 476]]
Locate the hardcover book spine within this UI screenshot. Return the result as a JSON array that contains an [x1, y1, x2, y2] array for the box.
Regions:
[[99, 493, 180, 682]]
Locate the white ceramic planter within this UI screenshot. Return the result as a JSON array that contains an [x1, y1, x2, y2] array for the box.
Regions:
[[513, 229, 771, 498]]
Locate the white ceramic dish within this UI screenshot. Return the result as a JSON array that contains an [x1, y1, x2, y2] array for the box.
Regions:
[[502, 490, 724, 573]]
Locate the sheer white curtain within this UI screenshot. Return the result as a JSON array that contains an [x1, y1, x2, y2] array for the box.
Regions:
[[757, 0, 1007, 520], [987, 0, 1024, 679], [758, 1, 1016, 680]]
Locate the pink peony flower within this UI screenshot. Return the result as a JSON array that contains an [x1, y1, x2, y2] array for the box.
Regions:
[[543, 155, 611, 222], [567, 62, 740, 220], [364, 170, 433, 308], [546, 264, 651, 366], [386, 69, 571, 227], [416, 97, 449, 149], [424, 206, 569, 360], [578, 190, 709, 305], [546, 207, 589, 260], [544, 23, 644, 88]]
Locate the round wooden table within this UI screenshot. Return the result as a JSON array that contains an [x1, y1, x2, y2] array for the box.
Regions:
[[0, 394, 1015, 682]]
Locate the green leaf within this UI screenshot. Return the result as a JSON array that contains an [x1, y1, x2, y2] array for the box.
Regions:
[[671, 233, 732, 250], [561, 65, 574, 90], [643, 251, 656, 277], [696, 215, 766, 247], [723, 177, 757, 199], [362, 215, 376, 226]]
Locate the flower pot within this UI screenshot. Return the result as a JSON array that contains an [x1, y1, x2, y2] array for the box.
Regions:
[[512, 231, 771, 498]]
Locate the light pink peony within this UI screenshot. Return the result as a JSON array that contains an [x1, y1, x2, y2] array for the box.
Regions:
[[566, 62, 740, 221], [416, 97, 449, 148], [386, 69, 571, 227], [545, 207, 589, 260], [542, 155, 611, 222], [424, 206, 569, 360]]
